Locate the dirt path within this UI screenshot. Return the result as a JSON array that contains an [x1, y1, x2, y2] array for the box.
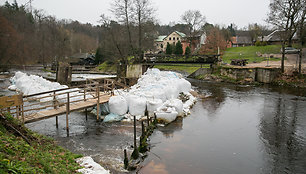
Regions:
[[244, 48, 306, 73]]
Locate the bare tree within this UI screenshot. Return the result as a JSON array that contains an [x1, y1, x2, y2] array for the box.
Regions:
[[111, 0, 134, 54], [132, 0, 155, 61], [298, 4, 305, 74], [181, 10, 206, 38], [98, 14, 124, 60], [267, 0, 304, 72], [248, 23, 269, 42]]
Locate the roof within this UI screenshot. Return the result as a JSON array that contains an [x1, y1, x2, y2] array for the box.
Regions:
[[175, 31, 186, 38], [154, 31, 187, 42], [70, 53, 94, 59], [260, 30, 298, 42], [236, 36, 252, 44], [155, 35, 167, 42]]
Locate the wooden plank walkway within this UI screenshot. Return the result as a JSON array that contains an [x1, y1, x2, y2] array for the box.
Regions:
[[24, 94, 111, 123]]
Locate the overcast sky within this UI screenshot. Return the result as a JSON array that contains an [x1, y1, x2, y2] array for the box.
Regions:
[[1, 0, 270, 28]]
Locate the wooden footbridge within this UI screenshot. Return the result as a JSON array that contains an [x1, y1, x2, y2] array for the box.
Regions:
[[0, 78, 128, 135]]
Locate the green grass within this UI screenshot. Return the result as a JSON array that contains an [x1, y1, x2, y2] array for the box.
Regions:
[[97, 61, 117, 73], [0, 114, 82, 173], [154, 64, 209, 74], [222, 45, 282, 63]]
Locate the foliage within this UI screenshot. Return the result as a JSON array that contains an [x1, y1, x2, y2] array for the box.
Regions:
[[0, 1, 98, 65], [199, 27, 227, 54], [0, 114, 82, 173], [185, 46, 191, 56], [174, 41, 183, 55], [97, 61, 117, 73], [222, 45, 282, 63], [255, 41, 267, 46], [181, 10, 206, 36], [95, 47, 105, 64], [166, 42, 172, 55]]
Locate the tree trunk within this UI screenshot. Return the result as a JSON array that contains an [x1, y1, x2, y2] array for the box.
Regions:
[[298, 49, 302, 74], [125, 0, 134, 55], [281, 42, 285, 73], [138, 10, 142, 62]]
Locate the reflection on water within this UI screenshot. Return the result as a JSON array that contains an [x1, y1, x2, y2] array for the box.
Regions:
[[140, 80, 306, 174], [260, 95, 306, 174]]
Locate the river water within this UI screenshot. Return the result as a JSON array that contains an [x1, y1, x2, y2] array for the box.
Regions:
[[1, 74, 306, 174], [139, 80, 306, 174]]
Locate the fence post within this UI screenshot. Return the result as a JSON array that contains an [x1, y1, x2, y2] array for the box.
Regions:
[[96, 85, 100, 121], [53, 91, 58, 128], [16, 105, 19, 119], [21, 105, 24, 124], [131, 115, 139, 159], [83, 88, 86, 101], [66, 92, 70, 137], [84, 87, 87, 121]]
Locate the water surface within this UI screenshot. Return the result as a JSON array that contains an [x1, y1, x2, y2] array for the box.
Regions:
[[139, 81, 306, 174]]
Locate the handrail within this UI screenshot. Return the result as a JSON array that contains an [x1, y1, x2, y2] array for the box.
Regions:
[[7, 78, 125, 122]]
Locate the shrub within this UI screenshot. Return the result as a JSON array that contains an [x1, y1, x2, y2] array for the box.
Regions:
[[255, 41, 268, 46], [185, 46, 191, 56], [174, 41, 183, 55]]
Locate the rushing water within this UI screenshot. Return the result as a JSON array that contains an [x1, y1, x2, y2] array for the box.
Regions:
[[1, 73, 306, 174]]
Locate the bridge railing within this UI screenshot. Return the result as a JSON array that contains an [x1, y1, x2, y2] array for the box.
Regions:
[[0, 78, 128, 123]]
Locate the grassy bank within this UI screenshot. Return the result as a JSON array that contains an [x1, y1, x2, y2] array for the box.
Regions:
[[0, 114, 82, 173], [96, 61, 117, 73], [222, 45, 282, 63]]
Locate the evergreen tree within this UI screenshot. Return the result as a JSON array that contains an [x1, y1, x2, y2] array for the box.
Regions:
[[166, 42, 172, 54], [174, 41, 183, 55], [185, 46, 191, 56], [95, 47, 104, 64]]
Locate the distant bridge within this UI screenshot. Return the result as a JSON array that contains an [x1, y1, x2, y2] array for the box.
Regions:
[[143, 54, 221, 65]]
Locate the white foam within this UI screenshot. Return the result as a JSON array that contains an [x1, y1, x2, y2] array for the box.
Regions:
[[76, 156, 110, 174]]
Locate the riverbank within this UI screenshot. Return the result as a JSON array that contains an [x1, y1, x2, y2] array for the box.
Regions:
[[0, 113, 82, 173], [190, 66, 306, 89]]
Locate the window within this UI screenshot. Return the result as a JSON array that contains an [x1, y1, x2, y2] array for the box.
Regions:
[[177, 37, 179, 40], [169, 37, 171, 40], [161, 44, 163, 48], [173, 37, 176, 40]]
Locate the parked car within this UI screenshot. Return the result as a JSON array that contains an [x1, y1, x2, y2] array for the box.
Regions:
[[282, 47, 300, 54]]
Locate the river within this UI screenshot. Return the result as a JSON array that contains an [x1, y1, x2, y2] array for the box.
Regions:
[[139, 80, 306, 174], [1, 74, 306, 174]]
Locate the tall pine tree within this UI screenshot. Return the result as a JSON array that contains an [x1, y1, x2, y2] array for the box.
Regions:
[[166, 42, 172, 55], [174, 41, 183, 55]]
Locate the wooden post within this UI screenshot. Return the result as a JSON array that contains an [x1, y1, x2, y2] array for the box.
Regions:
[[53, 91, 58, 128], [83, 88, 86, 101], [134, 116, 137, 148], [131, 115, 139, 159], [21, 105, 24, 124], [124, 149, 128, 169], [85, 109, 88, 121], [16, 105, 20, 119], [84, 87, 88, 121], [66, 92, 70, 137], [141, 121, 145, 137], [96, 86, 100, 121], [146, 110, 149, 127], [154, 113, 157, 124]]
